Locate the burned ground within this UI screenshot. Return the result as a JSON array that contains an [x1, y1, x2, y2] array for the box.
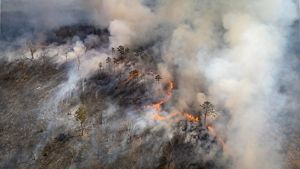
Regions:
[[1, 23, 298, 169], [0, 50, 228, 169]]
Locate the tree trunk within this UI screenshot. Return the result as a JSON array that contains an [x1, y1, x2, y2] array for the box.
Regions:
[[30, 50, 34, 60]]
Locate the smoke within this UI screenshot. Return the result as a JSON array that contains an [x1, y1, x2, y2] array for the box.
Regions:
[[82, 0, 297, 169], [1, 0, 87, 32], [1, 0, 299, 169]]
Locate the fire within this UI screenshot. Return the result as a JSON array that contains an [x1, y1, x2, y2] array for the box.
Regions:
[[146, 80, 174, 112], [152, 112, 200, 123], [123, 69, 141, 84], [207, 124, 230, 156], [147, 79, 230, 157], [152, 112, 181, 121], [146, 79, 230, 158], [183, 113, 200, 122], [153, 113, 167, 121], [147, 80, 199, 123], [166, 80, 174, 97], [207, 125, 222, 145], [149, 101, 164, 112]]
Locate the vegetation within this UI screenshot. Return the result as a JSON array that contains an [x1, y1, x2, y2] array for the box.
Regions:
[[27, 41, 37, 60], [200, 101, 215, 126], [155, 74, 162, 82], [75, 105, 87, 136]]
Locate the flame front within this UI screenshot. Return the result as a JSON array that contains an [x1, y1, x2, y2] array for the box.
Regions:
[[183, 113, 200, 122], [146, 80, 174, 112], [147, 80, 199, 123], [207, 124, 230, 156]]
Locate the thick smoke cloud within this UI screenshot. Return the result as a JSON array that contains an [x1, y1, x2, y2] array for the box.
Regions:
[[1, 0, 299, 169], [83, 1, 297, 169]]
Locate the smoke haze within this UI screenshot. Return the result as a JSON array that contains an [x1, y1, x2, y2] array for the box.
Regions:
[[1, 0, 300, 169]]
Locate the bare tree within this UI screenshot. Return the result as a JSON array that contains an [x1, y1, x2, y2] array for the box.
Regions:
[[112, 47, 115, 54], [106, 57, 112, 71], [76, 55, 81, 70], [40, 49, 49, 65], [27, 42, 37, 60]]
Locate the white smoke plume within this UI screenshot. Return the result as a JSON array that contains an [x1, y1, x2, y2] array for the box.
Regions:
[[1, 0, 299, 169], [84, 0, 298, 169]]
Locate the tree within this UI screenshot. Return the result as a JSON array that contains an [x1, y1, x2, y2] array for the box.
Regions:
[[106, 57, 111, 65], [200, 101, 214, 126], [27, 42, 37, 60], [77, 55, 81, 70], [98, 62, 103, 72], [117, 45, 125, 55], [106, 57, 112, 71], [155, 74, 162, 82], [40, 49, 49, 65], [75, 105, 87, 136], [112, 47, 115, 54], [125, 47, 130, 54]]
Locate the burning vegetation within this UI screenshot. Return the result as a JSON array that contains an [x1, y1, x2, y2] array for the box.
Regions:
[[1, 0, 299, 169], [0, 25, 230, 169]]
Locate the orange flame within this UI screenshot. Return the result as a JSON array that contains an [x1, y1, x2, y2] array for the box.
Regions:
[[147, 79, 229, 157], [151, 111, 199, 123], [147, 80, 200, 123], [183, 113, 200, 122], [153, 113, 167, 121], [149, 101, 164, 112], [123, 69, 141, 84], [146, 80, 174, 112], [166, 80, 174, 97], [152, 112, 181, 121]]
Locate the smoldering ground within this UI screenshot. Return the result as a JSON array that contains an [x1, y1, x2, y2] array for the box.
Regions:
[[0, 0, 300, 169]]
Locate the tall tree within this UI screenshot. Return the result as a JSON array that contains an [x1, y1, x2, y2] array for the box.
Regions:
[[200, 101, 214, 126]]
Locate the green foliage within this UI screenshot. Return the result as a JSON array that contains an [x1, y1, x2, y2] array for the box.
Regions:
[[75, 105, 87, 136], [200, 101, 215, 126], [75, 105, 87, 124], [201, 101, 214, 113]]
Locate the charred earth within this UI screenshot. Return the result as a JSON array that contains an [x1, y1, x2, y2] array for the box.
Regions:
[[0, 25, 230, 169]]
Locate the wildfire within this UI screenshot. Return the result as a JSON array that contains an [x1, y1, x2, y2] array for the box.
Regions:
[[152, 113, 167, 121], [152, 111, 199, 122], [146, 80, 174, 112], [146, 80, 199, 123], [152, 112, 180, 121], [207, 124, 231, 156], [150, 101, 164, 112], [146, 79, 229, 157], [183, 113, 200, 122], [123, 69, 141, 84], [166, 80, 174, 96]]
